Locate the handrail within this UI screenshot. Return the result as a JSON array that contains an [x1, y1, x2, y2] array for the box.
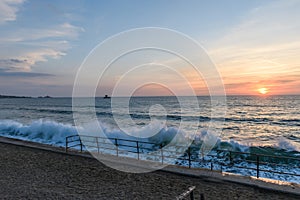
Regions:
[[69, 134, 158, 145], [65, 134, 300, 181], [219, 149, 300, 161], [176, 186, 196, 200]]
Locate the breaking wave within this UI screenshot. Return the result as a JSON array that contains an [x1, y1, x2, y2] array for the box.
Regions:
[[0, 119, 299, 156]]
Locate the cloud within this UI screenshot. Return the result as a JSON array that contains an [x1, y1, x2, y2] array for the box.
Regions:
[[209, 0, 300, 80], [0, 2, 84, 73], [0, 58, 29, 71], [0, 22, 84, 72], [23, 49, 66, 65], [0, 71, 54, 77], [1, 23, 85, 43], [0, 49, 66, 72], [212, 0, 300, 47], [0, 0, 25, 24], [223, 75, 300, 95]]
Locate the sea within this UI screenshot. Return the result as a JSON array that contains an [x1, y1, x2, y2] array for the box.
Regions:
[[0, 95, 299, 182]]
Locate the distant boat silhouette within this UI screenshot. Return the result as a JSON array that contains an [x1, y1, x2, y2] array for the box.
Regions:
[[103, 95, 111, 99]]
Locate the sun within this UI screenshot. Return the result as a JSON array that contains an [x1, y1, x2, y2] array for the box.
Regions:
[[258, 87, 268, 95]]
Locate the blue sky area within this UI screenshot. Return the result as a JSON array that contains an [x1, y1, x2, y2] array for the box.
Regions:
[[1, 0, 299, 96]]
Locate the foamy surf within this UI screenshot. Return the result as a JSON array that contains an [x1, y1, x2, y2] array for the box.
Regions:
[[0, 120, 77, 146], [0, 119, 299, 183], [0, 119, 299, 156]]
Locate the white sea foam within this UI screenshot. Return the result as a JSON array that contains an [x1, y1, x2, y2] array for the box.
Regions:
[[79, 120, 185, 145], [0, 119, 299, 154], [276, 136, 300, 152], [0, 119, 77, 145]]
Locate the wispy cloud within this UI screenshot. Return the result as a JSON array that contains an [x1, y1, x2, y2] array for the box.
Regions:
[[1, 23, 85, 43], [0, 48, 67, 72], [223, 75, 300, 95], [207, 0, 300, 94], [0, 0, 84, 74], [0, 22, 84, 72], [0, 71, 54, 77], [0, 0, 25, 24]]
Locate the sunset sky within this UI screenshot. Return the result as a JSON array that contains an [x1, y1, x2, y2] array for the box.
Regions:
[[1, 0, 300, 96]]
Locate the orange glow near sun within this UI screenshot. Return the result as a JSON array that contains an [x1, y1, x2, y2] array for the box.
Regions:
[[258, 87, 268, 95]]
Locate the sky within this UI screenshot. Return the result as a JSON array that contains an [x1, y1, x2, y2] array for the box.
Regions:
[[0, 0, 300, 96]]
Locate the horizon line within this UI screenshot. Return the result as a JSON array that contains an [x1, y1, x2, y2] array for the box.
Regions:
[[2, 94, 300, 98]]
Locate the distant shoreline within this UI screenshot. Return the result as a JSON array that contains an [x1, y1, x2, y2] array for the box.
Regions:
[[0, 94, 32, 99], [0, 95, 52, 99]]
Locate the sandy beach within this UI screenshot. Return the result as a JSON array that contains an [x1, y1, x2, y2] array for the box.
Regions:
[[0, 138, 298, 199]]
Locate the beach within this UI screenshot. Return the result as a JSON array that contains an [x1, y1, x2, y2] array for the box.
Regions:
[[0, 138, 299, 200]]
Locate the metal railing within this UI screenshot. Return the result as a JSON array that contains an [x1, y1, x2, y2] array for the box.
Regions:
[[176, 186, 196, 200], [65, 135, 300, 180]]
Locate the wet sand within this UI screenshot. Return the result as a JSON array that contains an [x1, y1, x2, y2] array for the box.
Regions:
[[0, 140, 299, 199]]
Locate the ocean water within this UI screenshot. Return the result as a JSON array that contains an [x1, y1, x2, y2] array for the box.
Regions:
[[0, 96, 299, 182]]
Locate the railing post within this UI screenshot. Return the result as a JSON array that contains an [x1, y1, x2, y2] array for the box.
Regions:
[[136, 141, 139, 160], [190, 190, 194, 200], [65, 137, 68, 153], [188, 147, 191, 168], [210, 162, 213, 170], [96, 137, 99, 154], [80, 138, 82, 152], [256, 155, 259, 178], [160, 144, 164, 164], [176, 186, 195, 200], [200, 193, 205, 200], [115, 138, 119, 157]]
